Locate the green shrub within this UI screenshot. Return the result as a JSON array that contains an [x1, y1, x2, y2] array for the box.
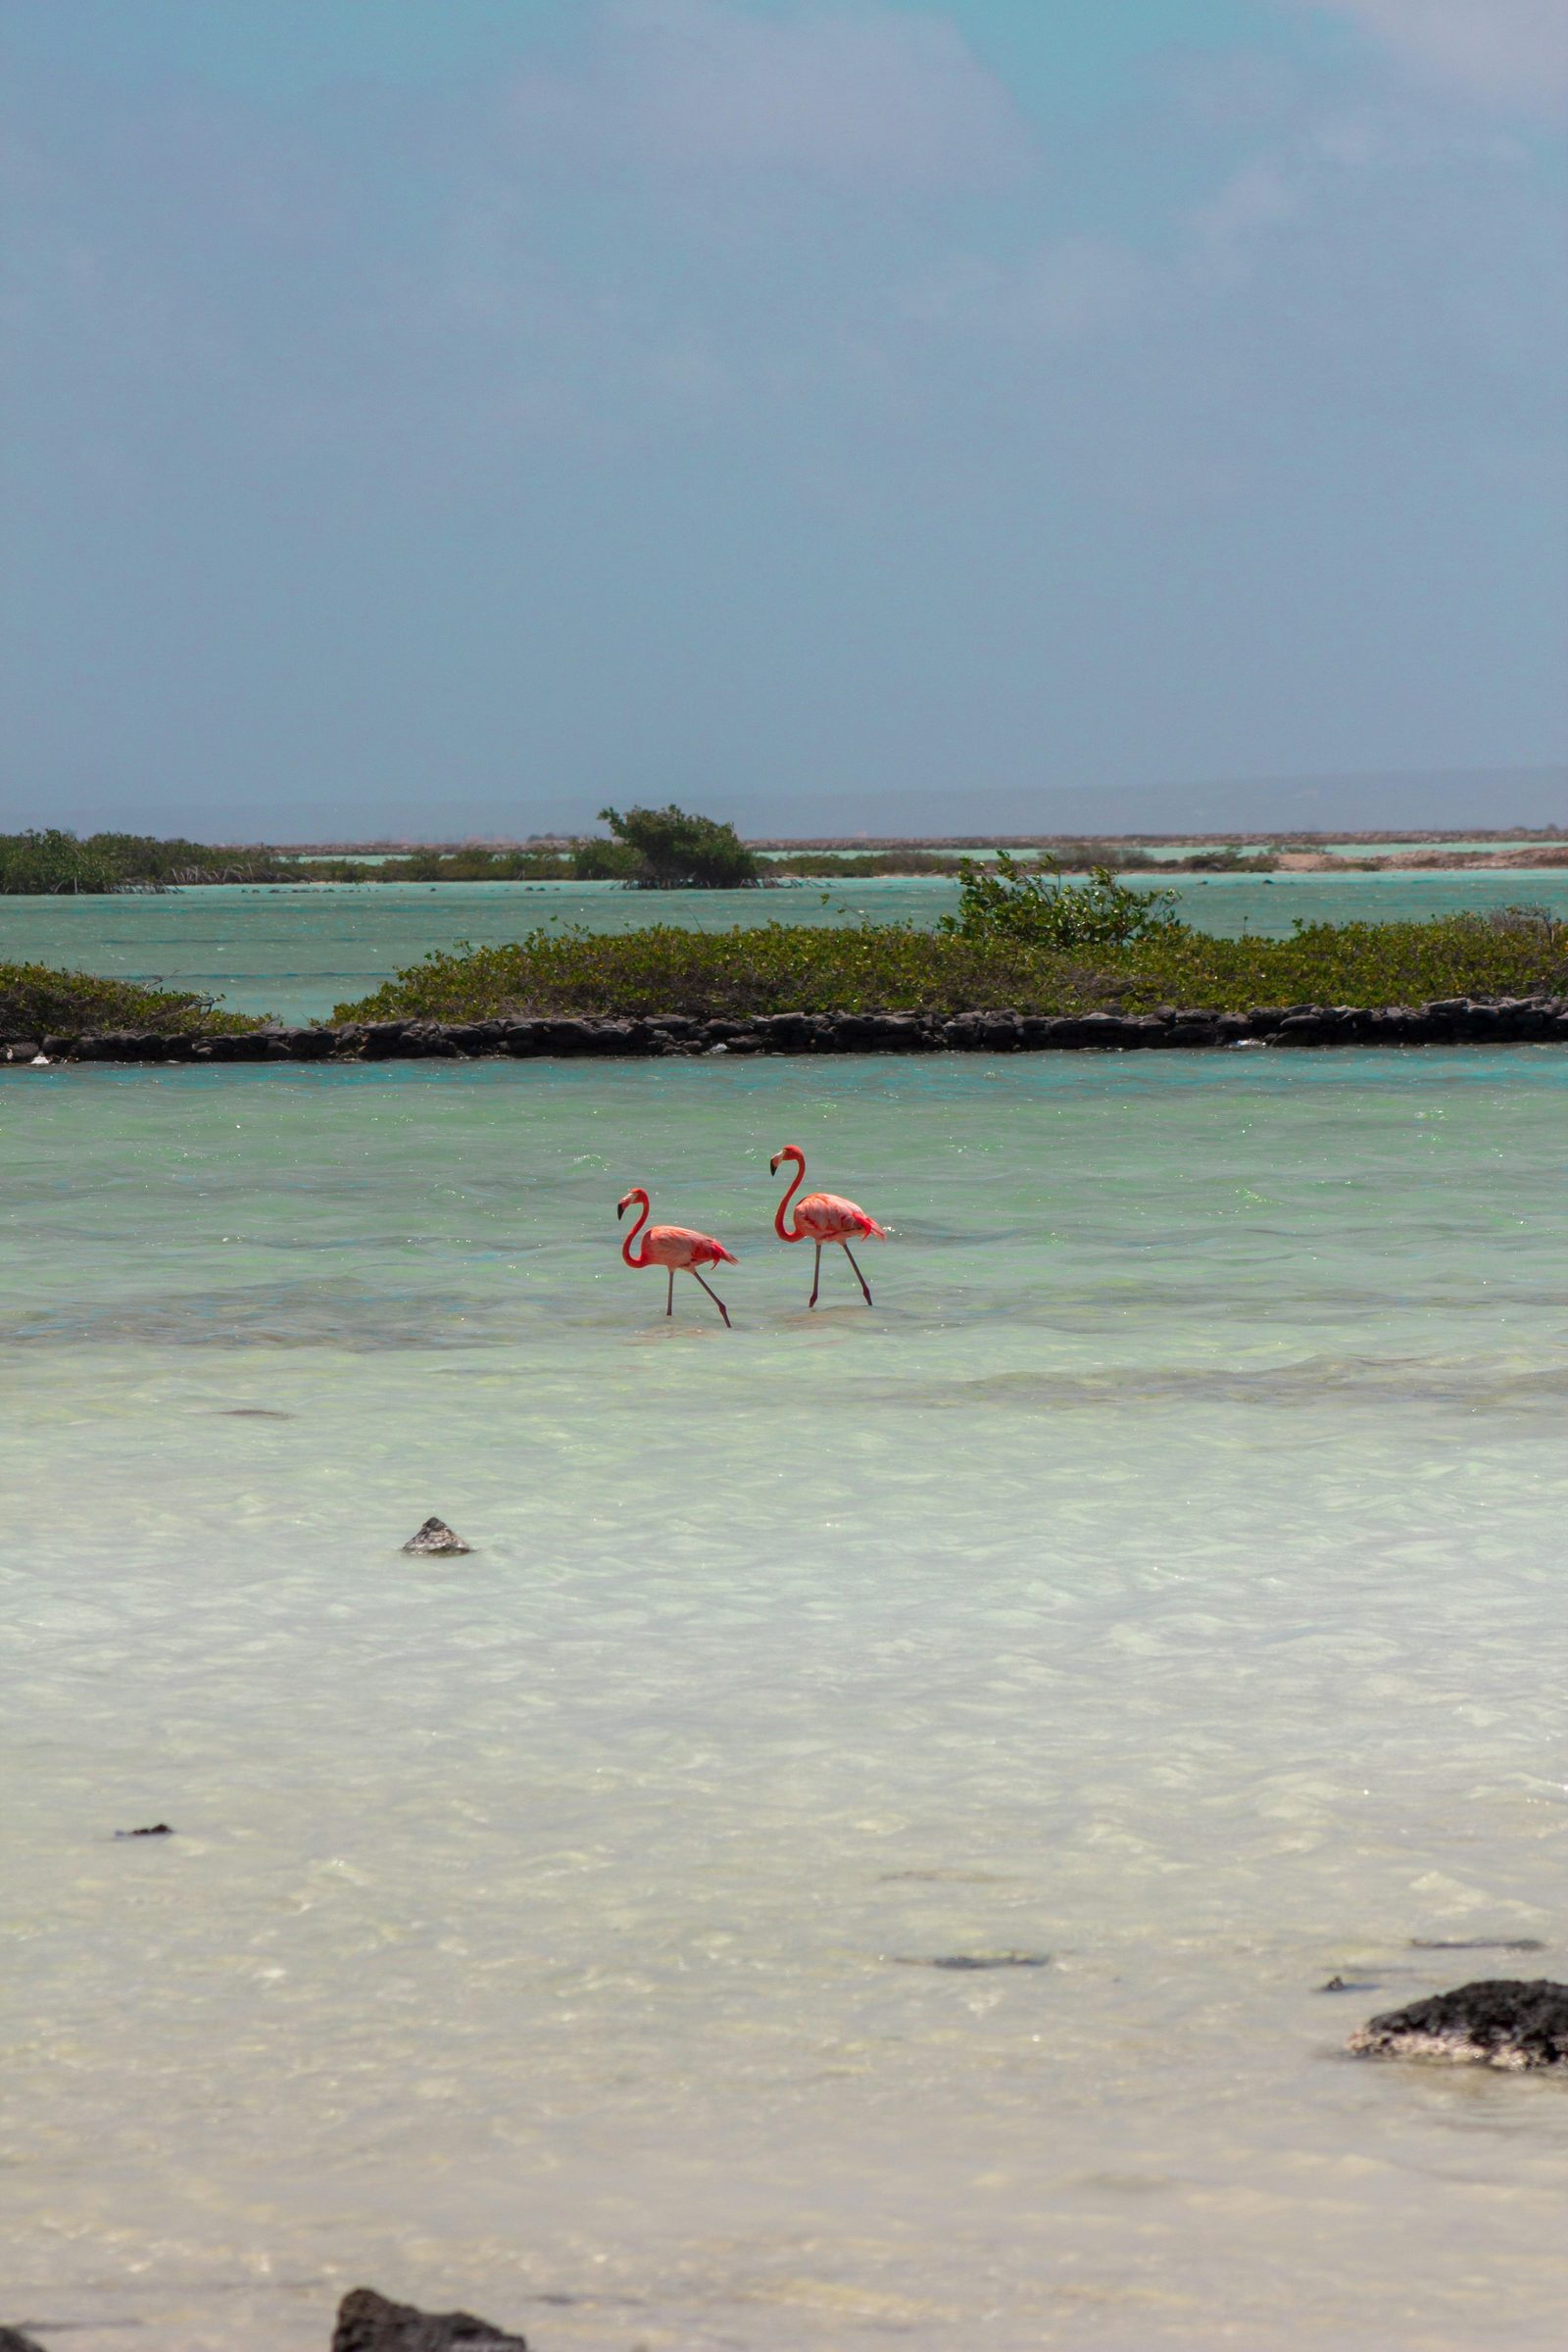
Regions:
[[83, 834, 309, 884], [1184, 846, 1273, 871], [568, 835, 644, 881], [939, 850, 1181, 949], [595, 803, 759, 888], [766, 850, 966, 877], [0, 830, 122, 893], [0, 960, 263, 1034], [333, 906, 1568, 1025]]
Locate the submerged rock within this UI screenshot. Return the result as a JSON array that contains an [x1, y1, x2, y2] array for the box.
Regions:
[[1409, 1936, 1545, 1952], [113, 1823, 172, 1839], [0, 2329, 50, 2351], [1349, 1978, 1568, 2070], [401, 1516, 472, 1556], [893, 1950, 1051, 1972], [332, 2286, 528, 2350]]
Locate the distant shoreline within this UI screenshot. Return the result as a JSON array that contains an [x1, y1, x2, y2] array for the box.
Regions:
[[266, 828, 1567, 854]]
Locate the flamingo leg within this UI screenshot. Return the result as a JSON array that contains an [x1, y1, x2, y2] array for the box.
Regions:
[[689, 1268, 732, 1329], [808, 1243, 822, 1309], [843, 1242, 873, 1306], [665, 1266, 675, 1318]]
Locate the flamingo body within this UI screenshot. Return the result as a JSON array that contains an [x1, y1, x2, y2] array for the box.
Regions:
[[632, 1223, 739, 1273], [616, 1189, 737, 1325], [786, 1190, 886, 1247], [769, 1146, 885, 1306]]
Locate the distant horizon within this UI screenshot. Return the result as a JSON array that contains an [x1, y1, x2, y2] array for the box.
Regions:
[[10, 762, 1564, 847]]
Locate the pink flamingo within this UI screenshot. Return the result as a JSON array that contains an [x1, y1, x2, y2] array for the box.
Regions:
[[770, 1144, 886, 1308], [616, 1188, 738, 1327]]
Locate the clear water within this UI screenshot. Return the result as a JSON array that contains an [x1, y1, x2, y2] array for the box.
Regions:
[[5, 868, 1568, 1024], [4, 1051, 1566, 2351]]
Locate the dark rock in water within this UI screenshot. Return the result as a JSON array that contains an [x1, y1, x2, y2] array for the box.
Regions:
[[1349, 1979, 1568, 2070], [114, 1823, 172, 1838], [332, 2286, 527, 2350], [1410, 1936, 1545, 1952], [0, 2328, 50, 2350], [894, 1950, 1051, 1972], [1316, 1975, 1383, 1994], [401, 1516, 472, 1556]]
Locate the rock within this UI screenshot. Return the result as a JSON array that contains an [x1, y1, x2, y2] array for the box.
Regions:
[[360, 1021, 410, 1059], [893, 1950, 1051, 1972], [332, 2287, 527, 2351], [402, 1516, 472, 1556], [114, 1823, 172, 1838], [276, 1027, 332, 1059], [403, 1022, 463, 1058], [540, 1018, 600, 1054], [1349, 1978, 1568, 2070], [1409, 1936, 1545, 1952], [0, 2329, 50, 2351]]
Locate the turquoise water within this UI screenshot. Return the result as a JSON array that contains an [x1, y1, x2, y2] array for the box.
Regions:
[[5, 1051, 1566, 2350], [4, 869, 1568, 1024]]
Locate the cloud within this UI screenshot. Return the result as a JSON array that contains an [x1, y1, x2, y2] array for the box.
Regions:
[[1186, 158, 1298, 288], [506, 0, 1034, 192], [1294, 0, 1568, 113]]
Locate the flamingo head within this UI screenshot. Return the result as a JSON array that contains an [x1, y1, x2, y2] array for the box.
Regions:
[[769, 1145, 804, 1177], [616, 1189, 646, 1221]]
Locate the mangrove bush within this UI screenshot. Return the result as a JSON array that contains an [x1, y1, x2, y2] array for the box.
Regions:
[[335, 906, 1568, 1025]]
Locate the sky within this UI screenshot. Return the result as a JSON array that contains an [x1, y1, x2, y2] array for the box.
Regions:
[[1, 0, 1564, 838]]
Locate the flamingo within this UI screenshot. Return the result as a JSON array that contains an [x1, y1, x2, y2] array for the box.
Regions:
[[769, 1144, 886, 1308], [616, 1189, 738, 1327]]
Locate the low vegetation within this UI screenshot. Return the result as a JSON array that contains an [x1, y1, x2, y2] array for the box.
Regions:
[[0, 818, 1286, 894], [336, 902, 1568, 1026], [0, 961, 261, 1036], [0, 829, 313, 891], [0, 807, 760, 890], [765, 848, 960, 877]]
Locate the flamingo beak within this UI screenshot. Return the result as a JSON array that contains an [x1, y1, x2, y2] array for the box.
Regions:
[[769, 1153, 782, 1175], [616, 1195, 631, 1219]]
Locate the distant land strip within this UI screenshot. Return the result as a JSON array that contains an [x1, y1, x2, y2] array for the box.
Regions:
[[265, 829, 1567, 853]]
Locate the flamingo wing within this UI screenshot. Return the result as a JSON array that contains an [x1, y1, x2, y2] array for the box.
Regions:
[[643, 1223, 738, 1268], [796, 1192, 886, 1242]]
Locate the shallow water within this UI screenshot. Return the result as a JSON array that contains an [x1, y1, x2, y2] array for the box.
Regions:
[[5, 867, 1568, 1022], [4, 1050, 1566, 2350]]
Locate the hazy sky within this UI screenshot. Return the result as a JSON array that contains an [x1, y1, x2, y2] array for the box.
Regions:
[[2, 0, 1564, 836]]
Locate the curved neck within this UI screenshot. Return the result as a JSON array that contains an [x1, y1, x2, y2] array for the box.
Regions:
[[774, 1152, 806, 1242], [620, 1191, 651, 1266]]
